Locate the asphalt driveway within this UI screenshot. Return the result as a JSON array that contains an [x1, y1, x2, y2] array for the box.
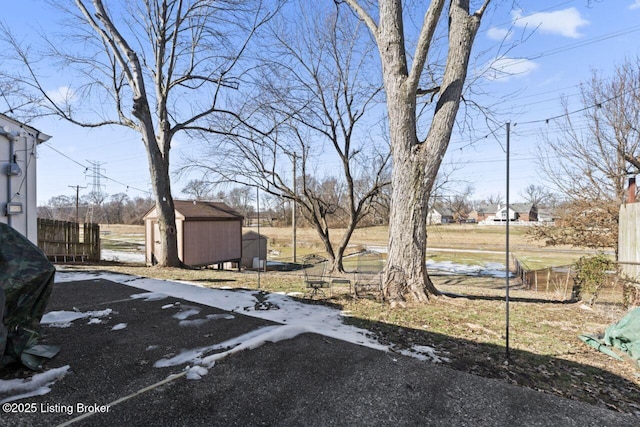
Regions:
[[1, 274, 637, 426]]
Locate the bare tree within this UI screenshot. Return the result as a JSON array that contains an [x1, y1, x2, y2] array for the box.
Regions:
[[1, 0, 280, 267], [342, 0, 492, 303], [535, 59, 640, 253], [485, 193, 504, 205], [519, 184, 552, 207], [258, 192, 287, 226], [0, 76, 40, 120], [446, 184, 474, 222], [42, 195, 75, 222], [183, 4, 390, 272], [123, 196, 155, 224], [105, 193, 129, 224], [182, 179, 214, 201], [227, 186, 255, 226]]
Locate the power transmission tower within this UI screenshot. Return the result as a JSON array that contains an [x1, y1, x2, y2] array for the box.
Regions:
[[86, 160, 106, 197], [85, 160, 106, 224]]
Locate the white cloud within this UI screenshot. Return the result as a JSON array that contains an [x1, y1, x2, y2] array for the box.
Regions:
[[45, 86, 77, 105], [630, 1, 640, 10], [487, 27, 511, 41], [513, 8, 589, 38], [483, 57, 539, 82]]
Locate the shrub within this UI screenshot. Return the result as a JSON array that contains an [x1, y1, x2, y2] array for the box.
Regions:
[[571, 253, 618, 306], [622, 281, 640, 309]]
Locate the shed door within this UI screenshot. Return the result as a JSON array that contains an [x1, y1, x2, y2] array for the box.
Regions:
[[153, 221, 162, 264]]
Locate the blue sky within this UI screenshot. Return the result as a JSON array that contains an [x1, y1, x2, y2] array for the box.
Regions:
[[448, 0, 640, 202], [2, 1, 640, 205]]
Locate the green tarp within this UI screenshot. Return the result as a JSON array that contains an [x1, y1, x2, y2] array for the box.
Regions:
[[580, 307, 640, 366], [0, 222, 58, 370]]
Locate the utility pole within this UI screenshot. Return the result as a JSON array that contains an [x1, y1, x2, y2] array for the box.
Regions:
[[68, 185, 86, 224]]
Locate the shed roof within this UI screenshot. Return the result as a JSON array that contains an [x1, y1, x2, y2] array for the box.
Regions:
[[144, 200, 243, 221], [243, 230, 268, 241], [174, 200, 242, 220]]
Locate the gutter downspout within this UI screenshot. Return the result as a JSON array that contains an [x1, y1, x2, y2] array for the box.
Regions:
[[4, 129, 19, 227]]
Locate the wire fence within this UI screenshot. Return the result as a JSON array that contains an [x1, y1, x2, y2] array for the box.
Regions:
[[511, 255, 574, 299]]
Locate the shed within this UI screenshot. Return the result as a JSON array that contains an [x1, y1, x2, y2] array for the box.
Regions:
[[143, 200, 243, 267], [241, 231, 268, 269]]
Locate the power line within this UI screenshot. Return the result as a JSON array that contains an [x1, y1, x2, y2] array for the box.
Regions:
[[451, 79, 640, 154], [41, 142, 152, 195], [513, 83, 640, 127]]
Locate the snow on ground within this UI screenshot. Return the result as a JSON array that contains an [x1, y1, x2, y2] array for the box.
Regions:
[[0, 366, 71, 404], [40, 308, 115, 328], [101, 249, 145, 263], [426, 260, 513, 278], [111, 323, 128, 331], [54, 271, 389, 352], [1, 269, 455, 402]]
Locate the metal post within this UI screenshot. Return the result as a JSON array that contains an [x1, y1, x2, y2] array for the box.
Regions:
[[505, 122, 511, 361], [292, 153, 297, 263], [257, 186, 261, 289]]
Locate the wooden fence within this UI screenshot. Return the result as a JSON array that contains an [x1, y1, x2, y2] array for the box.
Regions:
[[619, 203, 640, 307], [37, 218, 100, 262]]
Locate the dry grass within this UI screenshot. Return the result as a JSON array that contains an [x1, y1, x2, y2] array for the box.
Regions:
[[61, 223, 639, 417]]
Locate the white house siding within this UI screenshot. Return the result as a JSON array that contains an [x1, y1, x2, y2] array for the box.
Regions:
[[0, 115, 50, 245]]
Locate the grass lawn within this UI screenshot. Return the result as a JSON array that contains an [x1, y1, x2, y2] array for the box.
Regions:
[[71, 223, 639, 416]]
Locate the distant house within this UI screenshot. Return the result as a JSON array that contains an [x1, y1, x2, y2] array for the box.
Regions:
[[469, 204, 500, 222], [471, 203, 538, 223], [143, 200, 243, 267], [427, 205, 455, 225], [494, 203, 538, 222], [537, 208, 556, 223], [0, 114, 51, 244], [510, 203, 538, 222]]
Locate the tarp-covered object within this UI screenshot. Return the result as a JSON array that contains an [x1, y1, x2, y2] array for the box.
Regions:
[[0, 222, 58, 370], [579, 307, 640, 366]]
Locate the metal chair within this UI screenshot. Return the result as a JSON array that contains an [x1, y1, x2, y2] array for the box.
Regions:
[[353, 250, 384, 297], [302, 254, 330, 298]]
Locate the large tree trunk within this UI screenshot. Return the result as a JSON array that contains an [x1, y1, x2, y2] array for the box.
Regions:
[[378, 0, 484, 304], [384, 91, 439, 304], [148, 153, 181, 267], [141, 119, 181, 268]]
